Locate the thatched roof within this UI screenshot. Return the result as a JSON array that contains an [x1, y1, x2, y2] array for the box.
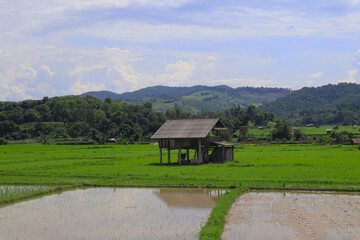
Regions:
[[151, 118, 226, 139]]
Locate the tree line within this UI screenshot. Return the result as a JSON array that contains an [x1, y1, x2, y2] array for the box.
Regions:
[[0, 95, 278, 144], [0, 96, 164, 144]]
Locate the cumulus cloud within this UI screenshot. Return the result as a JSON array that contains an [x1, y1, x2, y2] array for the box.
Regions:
[[105, 60, 197, 92], [106, 65, 141, 92], [165, 60, 196, 81], [340, 69, 359, 83], [339, 50, 360, 83], [70, 79, 106, 95], [38, 65, 55, 79], [2, 1, 360, 100]]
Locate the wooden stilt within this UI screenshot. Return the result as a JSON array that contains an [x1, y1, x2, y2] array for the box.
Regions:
[[186, 149, 189, 161], [222, 146, 225, 162], [159, 147, 162, 164], [232, 146, 234, 161], [167, 147, 170, 164], [178, 148, 182, 165], [198, 139, 202, 162]]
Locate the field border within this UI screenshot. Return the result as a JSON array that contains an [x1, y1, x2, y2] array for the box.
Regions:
[[0, 185, 76, 208], [199, 187, 248, 240]]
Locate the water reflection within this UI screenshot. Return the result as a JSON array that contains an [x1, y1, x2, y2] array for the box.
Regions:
[[155, 189, 225, 208], [0, 188, 224, 240]]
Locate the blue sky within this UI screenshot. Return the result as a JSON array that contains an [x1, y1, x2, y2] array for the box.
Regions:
[[0, 0, 360, 101]]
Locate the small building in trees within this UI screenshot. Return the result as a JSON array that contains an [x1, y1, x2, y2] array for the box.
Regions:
[[151, 118, 236, 165]]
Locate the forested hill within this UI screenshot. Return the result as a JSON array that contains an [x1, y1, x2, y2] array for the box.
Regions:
[[260, 83, 360, 125], [81, 85, 290, 113]]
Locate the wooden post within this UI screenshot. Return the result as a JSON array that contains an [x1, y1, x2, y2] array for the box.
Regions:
[[222, 145, 225, 162], [186, 149, 189, 161], [167, 147, 170, 164], [178, 148, 182, 165], [198, 139, 202, 162], [159, 147, 162, 164], [232, 146, 234, 161]]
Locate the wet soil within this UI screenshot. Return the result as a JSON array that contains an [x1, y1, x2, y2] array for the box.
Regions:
[[222, 192, 360, 240]]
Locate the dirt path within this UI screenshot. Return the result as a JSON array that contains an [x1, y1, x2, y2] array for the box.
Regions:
[[222, 192, 360, 240]]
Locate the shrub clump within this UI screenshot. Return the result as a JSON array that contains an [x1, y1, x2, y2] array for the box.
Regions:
[[0, 137, 8, 145]]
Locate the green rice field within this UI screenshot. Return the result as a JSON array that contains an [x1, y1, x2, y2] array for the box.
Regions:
[[248, 125, 360, 136], [1, 144, 360, 191]]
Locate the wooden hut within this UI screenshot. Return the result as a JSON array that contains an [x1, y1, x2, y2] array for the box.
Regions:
[[151, 118, 236, 165]]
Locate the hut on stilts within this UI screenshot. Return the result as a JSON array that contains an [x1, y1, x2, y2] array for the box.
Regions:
[[151, 118, 236, 165]]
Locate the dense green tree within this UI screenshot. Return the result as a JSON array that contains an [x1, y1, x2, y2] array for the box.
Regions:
[[271, 121, 291, 140]]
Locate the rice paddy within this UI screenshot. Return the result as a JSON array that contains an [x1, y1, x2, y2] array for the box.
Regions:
[[1, 144, 360, 191]]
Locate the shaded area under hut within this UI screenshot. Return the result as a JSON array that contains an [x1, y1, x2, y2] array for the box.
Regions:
[[151, 118, 236, 165]]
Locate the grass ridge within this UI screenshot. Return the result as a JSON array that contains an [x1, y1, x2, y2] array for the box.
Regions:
[[200, 188, 248, 240]]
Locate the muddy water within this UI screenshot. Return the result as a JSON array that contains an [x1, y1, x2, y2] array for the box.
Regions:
[[222, 192, 360, 240], [0, 188, 224, 240]]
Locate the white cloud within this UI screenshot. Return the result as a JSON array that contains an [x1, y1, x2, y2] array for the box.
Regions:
[[105, 60, 197, 92], [165, 60, 196, 81], [354, 49, 360, 66], [309, 72, 323, 78], [344, 0, 360, 6], [106, 65, 141, 92], [39, 65, 55, 79], [70, 79, 106, 95], [66, 0, 193, 11], [104, 47, 130, 54], [210, 77, 278, 88], [10, 85, 28, 99], [339, 69, 358, 83]]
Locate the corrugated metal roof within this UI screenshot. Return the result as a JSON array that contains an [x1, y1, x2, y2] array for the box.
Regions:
[[352, 138, 360, 144], [151, 118, 223, 139]]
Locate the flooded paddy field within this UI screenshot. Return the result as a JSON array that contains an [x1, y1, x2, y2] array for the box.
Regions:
[[222, 192, 360, 240], [0, 187, 224, 240]]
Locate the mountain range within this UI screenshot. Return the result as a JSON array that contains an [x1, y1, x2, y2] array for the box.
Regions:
[[80, 85, 291, 113]]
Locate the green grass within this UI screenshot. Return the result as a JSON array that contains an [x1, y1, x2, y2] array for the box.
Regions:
[[1, 144, 360, 191], [200, 188, 247, 240], [247, 125, 360, 136], [298, 125, 360, 135], [0, 185, 73, 206], [0, 186, 50, 200]]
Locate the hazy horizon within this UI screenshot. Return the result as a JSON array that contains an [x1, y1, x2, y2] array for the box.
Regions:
[[1, 0, 360, 101]]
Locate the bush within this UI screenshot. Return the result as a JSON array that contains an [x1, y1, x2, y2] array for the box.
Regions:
[[0, 137, 8, 145]]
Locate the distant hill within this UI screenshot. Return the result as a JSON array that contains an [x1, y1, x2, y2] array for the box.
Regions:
[[260, 83, 360, 125], [80, 85, 291, 113]]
